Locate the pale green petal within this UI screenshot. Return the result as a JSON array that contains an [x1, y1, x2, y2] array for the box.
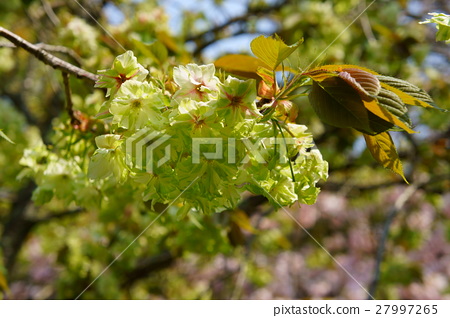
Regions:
[[270, 176, 297, 206], [88, 151, 114, 179], [95, 134, 122, 149]]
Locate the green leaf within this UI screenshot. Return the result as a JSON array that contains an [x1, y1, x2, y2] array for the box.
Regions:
[[250, 35, 303, 70], [150, 41, 168, 65], [230, 209, 257, 233], [132, 38, 168, 65], [0, 129, 14, 144], [214, 53, 298, 80], [363, 132, 408, 183], [32, 187, 54, 205], [380, 259, 422, 285], [376, 88, 412, 126], [378, 76, 445, 111], [420, 12, 450, 43], [0, 270, 9, 294]]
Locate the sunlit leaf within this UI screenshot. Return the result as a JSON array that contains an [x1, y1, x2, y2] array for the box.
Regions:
[[132, 39, 168, 65], [250, 34, 303, 70], [304, 68, 338, 82], [363, 132, 408, 183], [305, 64, 379, 81], [0, 270, 9, 293], [156, 30, 180, 53], [362, 99, 416, 134], [149, 41, 168, 65], [214, 54, 271, 79], [214, 54, 297, 79], [230, 209, 257, 233], [256, 67, 276, 98], [376, 88, 411, 125], [378, 76, 445, 110], [420, 12, 450, 43]]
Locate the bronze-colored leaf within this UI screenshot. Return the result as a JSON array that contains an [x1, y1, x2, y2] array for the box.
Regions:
[[305, 64, 379, 80], [338, 68, 381, 97], [306, 65, 417, 134], [308, 76, 394, 135]]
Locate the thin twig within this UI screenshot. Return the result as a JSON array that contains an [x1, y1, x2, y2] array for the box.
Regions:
[[0, 42, 17, 48], [186, 1, 285, 42], [0, 27, 98, 82], [62, 72, 81, 127], [359, 1, 377, 45], [32, 208, 85, 223], [41, 0, 61, 26], [36, 43, 83, 65]]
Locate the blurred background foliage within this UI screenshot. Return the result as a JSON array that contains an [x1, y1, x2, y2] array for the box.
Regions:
[[0, 0, 449, 299]]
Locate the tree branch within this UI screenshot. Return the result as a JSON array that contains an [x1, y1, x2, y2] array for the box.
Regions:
[[1, 182, 36, 273], [187, 0, 288, 42], [0, 27, 98, 82], [40, 43, 83, 65], [31, 208, 85, 224], [323, 174, 449, 195], [62, 72, 81, 127], [187, 0, 289, 55], [1, 180, 84, 275], [121, 250, 178, 288]]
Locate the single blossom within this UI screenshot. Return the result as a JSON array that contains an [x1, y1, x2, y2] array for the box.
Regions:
[[95, 51, 149, 97], [109, 80, 166, 131], [88, 134, 127, 182], [172, 64, 219, 101], [215, 76, 260, 124]]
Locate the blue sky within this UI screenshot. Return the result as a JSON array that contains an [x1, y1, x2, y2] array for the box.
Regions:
[[103, 0, 279, 61]]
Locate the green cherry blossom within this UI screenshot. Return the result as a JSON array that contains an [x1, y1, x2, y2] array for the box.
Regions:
[[86, 57, 329, 213], [215, 76, 260, 124], [170, 98, 220, 138], [109, 80, 166, 131], [95, 51, 149, 97], [88, 134, 127, 182], [172, 64, 219, 101]]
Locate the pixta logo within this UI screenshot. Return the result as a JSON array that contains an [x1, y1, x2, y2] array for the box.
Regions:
[[192, 137, 298, 164], [125, 128, 171, 173], [126, 131, 300, 173]]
